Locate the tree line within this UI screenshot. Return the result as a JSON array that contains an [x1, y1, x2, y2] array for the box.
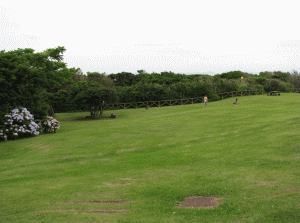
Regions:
[[1, 47, 300, 122]]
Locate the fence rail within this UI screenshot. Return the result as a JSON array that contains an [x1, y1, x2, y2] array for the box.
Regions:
[[218, 89, 264, 100], [105, 89, 265, 110], [290, 88, 300, 93], [106, 97, 204, 109]]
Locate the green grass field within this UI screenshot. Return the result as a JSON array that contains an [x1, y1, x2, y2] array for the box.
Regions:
[[1, 93, 300, 222]]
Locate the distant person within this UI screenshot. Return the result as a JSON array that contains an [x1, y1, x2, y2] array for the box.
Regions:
[[203, 95, 208, 107], [233, 98, 238, 106]]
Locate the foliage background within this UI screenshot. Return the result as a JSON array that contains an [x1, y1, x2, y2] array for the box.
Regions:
[[1, 47, 300, 123]]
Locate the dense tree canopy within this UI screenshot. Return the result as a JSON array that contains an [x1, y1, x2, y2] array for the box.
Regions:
[[0, 47, 74, 123], [1, 47, 299, 121], [72, 81, 117, 118]]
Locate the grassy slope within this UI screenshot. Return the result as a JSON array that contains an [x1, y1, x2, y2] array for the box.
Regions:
[[0, 93, 300, 222]]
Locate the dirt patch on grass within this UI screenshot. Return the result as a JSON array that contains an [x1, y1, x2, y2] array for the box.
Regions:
[[116, 148, 136, 153], [61, 153, 105, 160], [80, 210, 127, 214], [38, 209, 127, 214], [177, 196, 223, 209], [122, 178, 145, 181], [75, 192, 114, 196], [37, 210, 75, 214], [102, 182, 132, 187], [70, 200, 129, 204], [257, 181, 276, 186]]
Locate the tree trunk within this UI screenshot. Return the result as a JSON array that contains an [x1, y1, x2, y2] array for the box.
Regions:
[[90, 105, 93, 116], [100, 106, 103, 117]]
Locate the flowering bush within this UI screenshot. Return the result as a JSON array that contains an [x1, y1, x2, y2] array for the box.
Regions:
[[0, 107, 40, 141], [42, 116, 60, 133]]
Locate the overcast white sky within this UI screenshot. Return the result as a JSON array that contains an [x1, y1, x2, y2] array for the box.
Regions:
[[1, 0, 300, 75]]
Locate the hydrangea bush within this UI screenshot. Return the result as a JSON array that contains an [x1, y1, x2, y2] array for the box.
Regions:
[[0, 107, 40, 141], [42, 116, 60, 133]]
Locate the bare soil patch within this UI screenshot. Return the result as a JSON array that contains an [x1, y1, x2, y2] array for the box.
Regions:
[[71, 200, 129, 204], [122, 178, 145, 181], [257, 181, 276, 186], [116, 148, 136, 153], [38, 209, 127, 214], [75, 192, 114, 196], [177, 196, 223, 209], [80, 210, 127, 214], [102, 182, 132, 187]]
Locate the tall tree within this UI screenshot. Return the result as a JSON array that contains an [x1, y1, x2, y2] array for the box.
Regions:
[[87, 72, 114, 88], [72, 81, 117, 118], [219, 70, 244, 79], [108, 72, 135, 86], [0, 47, 74, 123]]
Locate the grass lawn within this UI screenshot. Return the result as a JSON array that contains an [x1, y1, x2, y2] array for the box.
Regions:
[[1, 93, 300, 222]]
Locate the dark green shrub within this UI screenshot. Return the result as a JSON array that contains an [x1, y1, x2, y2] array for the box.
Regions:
[[208, 93, 220, 102], [238, 84, 248, 91], [255, 84, 264, 89]]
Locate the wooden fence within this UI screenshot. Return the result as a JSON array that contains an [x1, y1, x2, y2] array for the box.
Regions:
[[290, 88, 300, 93], [105, 89, 264, 109], [218, 89, 264, 100]]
